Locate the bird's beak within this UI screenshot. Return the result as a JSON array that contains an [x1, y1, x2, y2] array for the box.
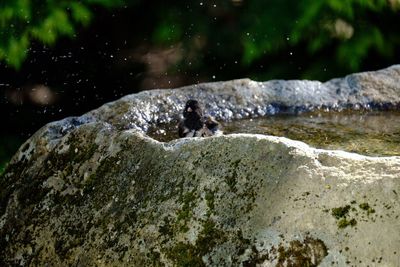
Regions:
[[187, 107, 193, 112]]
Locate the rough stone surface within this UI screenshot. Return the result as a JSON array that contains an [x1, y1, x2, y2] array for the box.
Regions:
[[1, 65, 400, 266], [88, 64, 400, 132]]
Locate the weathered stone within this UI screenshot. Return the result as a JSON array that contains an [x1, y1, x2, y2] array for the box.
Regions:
[[1, 65, 400, 266]]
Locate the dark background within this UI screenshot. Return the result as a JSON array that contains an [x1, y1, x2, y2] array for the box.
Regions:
[[1, 0, 400, 172]]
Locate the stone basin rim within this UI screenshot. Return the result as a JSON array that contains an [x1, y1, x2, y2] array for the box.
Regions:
[[131, 129, 400, 161], [10, 64, 400, 164]]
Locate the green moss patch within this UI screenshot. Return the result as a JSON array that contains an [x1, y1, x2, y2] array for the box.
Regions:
[[331, 205, 357, 229], [359, 203, 375, 215], [276, 237, 328, 267], [166, 219, 226, 266], [331, 201, 378, 229], [331, 205, 351, 219], [337, 218, 357, 229], [176, 190, 197, 232]]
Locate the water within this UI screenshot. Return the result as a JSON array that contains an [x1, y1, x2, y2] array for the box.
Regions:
[[147, 110, 400, 156]]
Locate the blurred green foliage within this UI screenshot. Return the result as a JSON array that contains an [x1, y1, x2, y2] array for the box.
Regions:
[[0, 0, 133, 68], [1, 0, 400, 76], [240, 0, 400, 77]]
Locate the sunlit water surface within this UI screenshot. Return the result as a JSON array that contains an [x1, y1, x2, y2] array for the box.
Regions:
[[147, 110, 400, 156]]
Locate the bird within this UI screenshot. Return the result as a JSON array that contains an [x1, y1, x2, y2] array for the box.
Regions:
[[178, 99, 222, 138]]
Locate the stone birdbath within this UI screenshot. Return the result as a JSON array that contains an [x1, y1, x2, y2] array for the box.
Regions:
[[1, 65, 400, 266]]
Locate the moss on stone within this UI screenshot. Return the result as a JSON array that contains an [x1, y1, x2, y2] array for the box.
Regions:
[[0, 155, 34, 216], [331, 204, 359, 229], [235, 229, 252, 256], [166, 242, 204, 267], [337, 218, 357, 228], [83, 155, 119, 193], [276, 237, 328, 267], [0, 185, 12, 216], [147, 250, 162, 266], [166, 219, 226, 266], [331, 205, 351, 219], [359, 203, 375, 215], [177, 191, 196, 222], [197, 220, 226, 250], [225, 173, 237, 192], [224, 159, 242, 192], [231, 159, 241, 169], [205, 191, 215, 215], [159, 217, 173, 238]]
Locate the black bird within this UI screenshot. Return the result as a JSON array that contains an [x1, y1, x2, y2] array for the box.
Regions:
[[178, 99, 222, 138]]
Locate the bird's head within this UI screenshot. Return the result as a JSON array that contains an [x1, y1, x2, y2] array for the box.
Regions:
[[183, 99, 203, 119]]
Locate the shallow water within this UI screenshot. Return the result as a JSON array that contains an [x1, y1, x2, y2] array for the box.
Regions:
[[147, 110, 400, 156]]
